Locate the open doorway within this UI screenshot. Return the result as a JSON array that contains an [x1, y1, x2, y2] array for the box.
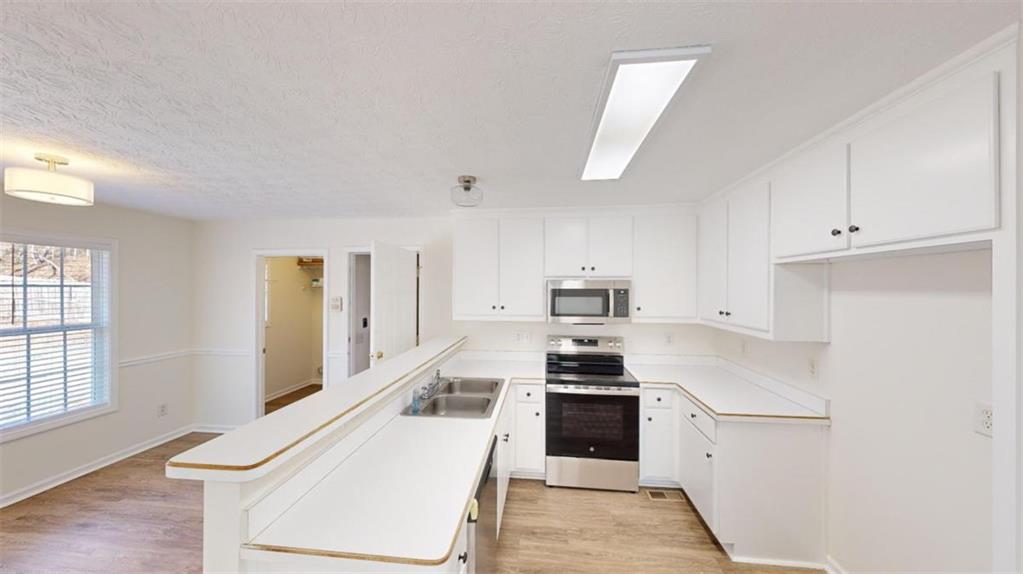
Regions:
[[258, 255, 326, 416], [348, 253, 372, 376]]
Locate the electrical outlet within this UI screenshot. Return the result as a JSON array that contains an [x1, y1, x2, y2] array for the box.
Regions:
[[157, 403, 168, 418], [974, 401, 993, 437], [664, 333, 674, 345], [808, 358, 817, 378], [740, 339, 749, 356]]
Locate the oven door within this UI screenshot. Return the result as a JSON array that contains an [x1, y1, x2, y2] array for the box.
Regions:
[[545, 386, 639, 461]]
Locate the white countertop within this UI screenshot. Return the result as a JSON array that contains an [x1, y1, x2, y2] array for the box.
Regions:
[[166, 336, 467, 481], [627, 363, 827, 420], [244, 355, 541, 564]]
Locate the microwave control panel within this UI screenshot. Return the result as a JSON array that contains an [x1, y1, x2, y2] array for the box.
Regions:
[[613, 289, 630, 318]]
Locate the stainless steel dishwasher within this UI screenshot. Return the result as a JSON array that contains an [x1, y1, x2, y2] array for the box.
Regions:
[[467, 437, 497, 573]]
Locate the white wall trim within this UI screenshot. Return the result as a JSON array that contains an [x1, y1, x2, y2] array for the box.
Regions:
[[264, 378, 323, 402], [192, 348, 252, 357], [730, 555, 825, 571], [824, 555, 849, 574], [193, 424, 237, 434], [0, 424, 194, 508], [118, 349, 193, 368]]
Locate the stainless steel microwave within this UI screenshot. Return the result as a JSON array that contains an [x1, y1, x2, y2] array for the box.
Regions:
[[547, 280, 631, 324]]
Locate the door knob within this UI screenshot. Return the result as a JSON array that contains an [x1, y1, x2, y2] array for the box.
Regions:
[[371, 351, 383, 360]]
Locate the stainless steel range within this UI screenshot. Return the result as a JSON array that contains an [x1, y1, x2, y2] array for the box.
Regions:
[[544, 335, 639, 492]]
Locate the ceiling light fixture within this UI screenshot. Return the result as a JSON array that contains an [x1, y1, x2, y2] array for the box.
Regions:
[[4, 153, 94, 206], [450, 175, 483, 207], [581, 45, 711, 181]]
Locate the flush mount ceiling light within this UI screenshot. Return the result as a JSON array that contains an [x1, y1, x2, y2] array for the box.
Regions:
[[450, 175, 483, 208], [581, 45, 711, 181], [4, 153, 94, 206]]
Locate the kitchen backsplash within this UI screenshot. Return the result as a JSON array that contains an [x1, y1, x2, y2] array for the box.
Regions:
[[452, 322, 718, 356]]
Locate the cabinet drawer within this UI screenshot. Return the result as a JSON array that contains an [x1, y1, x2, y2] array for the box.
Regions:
[[679, 393, 716, 443], [516, 384, 543, 403], [643, 388, 673, 409]]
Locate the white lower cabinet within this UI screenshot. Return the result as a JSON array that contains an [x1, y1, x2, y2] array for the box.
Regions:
[[675, 392, 826, 565], [512, 384, 545, 476], [639, 387, 676, 484], [495, 392, 514, 536]]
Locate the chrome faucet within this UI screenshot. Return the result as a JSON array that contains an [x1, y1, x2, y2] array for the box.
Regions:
[[420, 369, 443, 401]]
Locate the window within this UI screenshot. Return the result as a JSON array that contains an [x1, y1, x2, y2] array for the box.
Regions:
[[0, 239, 112, 438]]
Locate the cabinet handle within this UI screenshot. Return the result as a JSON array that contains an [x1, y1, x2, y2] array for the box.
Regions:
[[458, 552, 468, 564], [705, 452, 713, 459], [690, 413, 697, 419], [848, 225, 860, 233], [647, 417, 653, 422], [718, 310, 725, 316], [502, 433, 510, 442], [830, 228, 842, 236], [724, 311, 732, 317]]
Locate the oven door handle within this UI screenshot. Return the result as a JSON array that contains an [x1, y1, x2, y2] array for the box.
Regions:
[[546, 385, 640, 397]]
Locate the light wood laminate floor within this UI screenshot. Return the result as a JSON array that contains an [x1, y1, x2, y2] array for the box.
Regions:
[[1, 433, 821, 573], [264, 383, 321, 414]]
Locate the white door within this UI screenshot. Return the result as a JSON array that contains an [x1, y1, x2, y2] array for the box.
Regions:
[[726, 181, 771, 331], [679, 418, 716, 531], [640, 408, 675, 482], [771, 138, 850, 257], [498, 217, 545, 318], [369, 241, 418, 367], [514, 400, 545, 473], [697, 199, 728, 323], [633, 213, 697, 320], [452, 218, 500, 318], [849, 72, 998, 248], [586, 215, 633, 277], [544, 217, 588, 277]]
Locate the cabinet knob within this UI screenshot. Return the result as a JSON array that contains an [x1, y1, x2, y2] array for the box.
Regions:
[[526, 392, 531, 397], [705, 452, 713, 459], [848, 225, 860, 233], [690, 413, 697, 419], [647, 417, 653, 422], [588, 446, 595, 453], [724, 311, 732, 317], [656, 397, 662, 402], [458, 552, 468, 564], [502, 433, 510, 442], [500, 305, 505, 310], [636, 306, 642, 312], [590, 266, 595, 271], [830, 228, 842, 236], [718, 310, 725, 316], [535, 412, 540, 417], [491, 305, 496, 310], [581, 266, 586, 271]]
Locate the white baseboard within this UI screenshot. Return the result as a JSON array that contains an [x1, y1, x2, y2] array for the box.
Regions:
[[825, 556, 848, 574], [509, 470, 545, 480], [192, 424, 236, 434], [264, 378, 322, 402], [0, 424, 195, 509], [730, 555, 825, 570], [639, 478, 682, 489]]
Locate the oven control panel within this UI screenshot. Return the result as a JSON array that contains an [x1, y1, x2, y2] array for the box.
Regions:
[[547, 335, 624, 354]]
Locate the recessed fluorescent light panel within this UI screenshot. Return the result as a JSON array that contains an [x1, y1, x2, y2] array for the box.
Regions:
[[581, 46, 711, 181]]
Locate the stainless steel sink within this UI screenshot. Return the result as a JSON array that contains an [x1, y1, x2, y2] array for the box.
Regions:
[[401, 377, 504, 418], [437, 378, 501, 395]]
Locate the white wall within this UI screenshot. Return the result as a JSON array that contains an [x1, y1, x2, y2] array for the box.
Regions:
[[0, 196, 194, 500], [191, 216, 453, 428], [715, 250, 993, 571], [263, 257, 321, 399]]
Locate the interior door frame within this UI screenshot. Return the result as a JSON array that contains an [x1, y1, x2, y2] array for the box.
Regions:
[[346, 249, 370, 377], [252, 248, 329, 419]]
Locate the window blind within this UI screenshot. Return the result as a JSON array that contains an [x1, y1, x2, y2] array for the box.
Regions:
[[0, 241, 111, 430]]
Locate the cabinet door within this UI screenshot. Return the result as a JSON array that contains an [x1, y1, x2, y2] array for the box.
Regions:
[[697, 200, 728, 322], [726, 181, 771, 331], [544, 217, 588, 277], [586, 216, 633, 277], [772, 139, 849, 257], [849, 72, 998, 248], [499, 218, 545, 318], [633, 213, 697, 320], [514, 400, 545, 474], [452, 218, 500, 317], [496, 399, 513, 536], [679, 418, 716, 531], [640, 408, 676, 482]]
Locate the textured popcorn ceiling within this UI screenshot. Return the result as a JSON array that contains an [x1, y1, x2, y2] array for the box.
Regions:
[[0, 2, 1018, 220]]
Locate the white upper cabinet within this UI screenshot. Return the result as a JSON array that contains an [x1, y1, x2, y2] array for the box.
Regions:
[[726, 181, 771, 331], [697, 200, 729, 323], [587, 216, 633, 277], [452, 218, 500, 318], [771, 138, 849, 257], [498, 218, 545, 317], [544, 215, 633, 277], [848, 72, 999, 248], [544, 217, 589, 276], [452, 217, 544, 321], [634, 212, 697, 321]]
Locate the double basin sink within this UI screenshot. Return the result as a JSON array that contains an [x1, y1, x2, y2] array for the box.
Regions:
[[401, 377, 504, 419]]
